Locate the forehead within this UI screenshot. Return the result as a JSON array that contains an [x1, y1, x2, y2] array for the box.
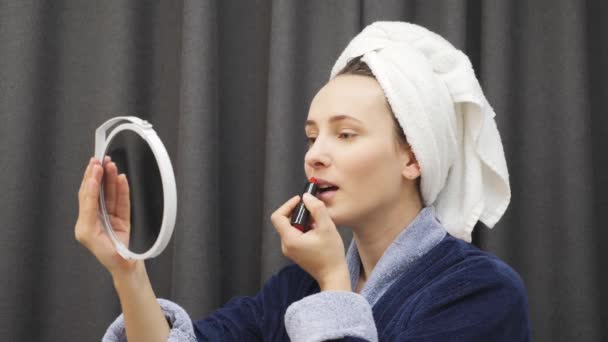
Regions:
[[306, 74, 392, 126]]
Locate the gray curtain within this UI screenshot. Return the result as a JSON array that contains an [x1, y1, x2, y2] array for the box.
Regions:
[[1, 1, 605, 341]]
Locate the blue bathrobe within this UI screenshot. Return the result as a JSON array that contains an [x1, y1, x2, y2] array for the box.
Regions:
[[104, 207, 530, 341]]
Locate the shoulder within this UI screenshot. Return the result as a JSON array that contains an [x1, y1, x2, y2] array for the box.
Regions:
[[386, 235, 530, 340], [405, 235, 530, 334], [429, 234, 527, 296]]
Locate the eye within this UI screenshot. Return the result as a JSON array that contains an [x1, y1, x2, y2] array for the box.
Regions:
[[306, 136, 316, 147], [338, 132, 356, 139]]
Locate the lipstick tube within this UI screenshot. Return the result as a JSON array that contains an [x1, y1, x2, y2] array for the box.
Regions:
[[290, 178, 319, 232]]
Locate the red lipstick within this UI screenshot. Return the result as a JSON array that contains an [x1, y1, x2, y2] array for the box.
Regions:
[[290, 177, 319, 232]]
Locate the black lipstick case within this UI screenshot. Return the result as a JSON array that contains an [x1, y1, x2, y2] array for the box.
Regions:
[[290, 181, 319, 232]]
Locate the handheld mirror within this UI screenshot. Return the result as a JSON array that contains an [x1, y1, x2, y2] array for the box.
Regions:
[[94, 116, 177, 260]]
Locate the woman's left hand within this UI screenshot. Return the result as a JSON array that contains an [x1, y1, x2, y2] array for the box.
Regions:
[[271, 193, 351, 291]]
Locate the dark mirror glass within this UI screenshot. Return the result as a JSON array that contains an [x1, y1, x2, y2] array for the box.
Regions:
[[101, 130, 164, 255]]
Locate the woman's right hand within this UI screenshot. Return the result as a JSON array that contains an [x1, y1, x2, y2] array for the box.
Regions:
[[76, 157, 171, 341], [75, 157, 136, 277]]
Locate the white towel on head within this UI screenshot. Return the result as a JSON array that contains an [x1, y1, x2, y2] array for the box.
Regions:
[[329, 21, 510, 242]]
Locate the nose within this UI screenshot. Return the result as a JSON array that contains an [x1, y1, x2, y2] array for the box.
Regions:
[[304, 136, 332, 170]]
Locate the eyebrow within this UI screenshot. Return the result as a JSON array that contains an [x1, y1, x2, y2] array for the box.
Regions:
[[304, 114, 363, 128]]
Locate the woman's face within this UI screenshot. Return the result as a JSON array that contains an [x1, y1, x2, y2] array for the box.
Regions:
[[304, 74, 416, 227]]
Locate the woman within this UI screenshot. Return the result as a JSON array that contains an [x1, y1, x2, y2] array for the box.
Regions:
[[76, 22, 530, 341]]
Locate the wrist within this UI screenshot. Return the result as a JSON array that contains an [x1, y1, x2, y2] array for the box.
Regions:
[[318, 267, 351, 292], [111, 260, 147, 291]]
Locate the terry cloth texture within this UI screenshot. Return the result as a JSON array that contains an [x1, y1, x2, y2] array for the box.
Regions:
[[102, 298, 196, 342]]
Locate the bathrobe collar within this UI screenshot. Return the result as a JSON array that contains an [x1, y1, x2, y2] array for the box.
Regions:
[[346, 206, 447, 306]]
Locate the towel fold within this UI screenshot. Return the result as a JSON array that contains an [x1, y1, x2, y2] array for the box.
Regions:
[[330, 22, 510, 242]]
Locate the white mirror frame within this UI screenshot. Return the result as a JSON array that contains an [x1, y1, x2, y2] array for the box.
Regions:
[[94, 116, 177, 260]]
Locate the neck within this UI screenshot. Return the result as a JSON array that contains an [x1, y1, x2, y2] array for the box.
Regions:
[[351, 190, 423, 282]]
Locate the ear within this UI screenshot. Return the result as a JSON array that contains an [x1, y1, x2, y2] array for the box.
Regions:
[[401, 148, 421, 180]]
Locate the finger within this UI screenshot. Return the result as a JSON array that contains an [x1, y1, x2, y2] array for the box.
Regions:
[[79, 165, 102, 225], [115, 174, 131, 223], [271, 195, 302, 230], [274, 195, 302, 218], [79, 157, 108, 193], [273, 214, 302, 248], [302, 193, 334, 231], [271, 195, 303, 239], [79, 158, 95, 198], [103, 162, 118, 215]]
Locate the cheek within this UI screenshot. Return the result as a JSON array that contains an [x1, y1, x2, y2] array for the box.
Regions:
[[349, 144, 394, 177], [328, 144, 403, 225], [343, 145, 401, 199], [348, 150, 381, 178], [328, 149, 394, 225]]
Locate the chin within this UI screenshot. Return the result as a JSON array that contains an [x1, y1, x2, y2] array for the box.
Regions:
[[327, 208, 351, 227]]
